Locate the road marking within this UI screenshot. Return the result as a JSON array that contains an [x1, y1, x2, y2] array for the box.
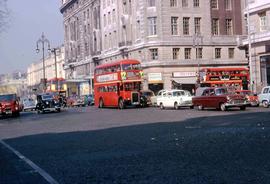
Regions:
[[0, 140, 59, 184]]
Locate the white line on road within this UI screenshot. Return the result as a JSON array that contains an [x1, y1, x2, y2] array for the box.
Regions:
[[0, 140, 59, 184]]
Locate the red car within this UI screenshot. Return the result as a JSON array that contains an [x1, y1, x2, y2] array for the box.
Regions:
[[0, 94, 21, 117], [192, 87, 248, 111], [235, 90, 259, 107]]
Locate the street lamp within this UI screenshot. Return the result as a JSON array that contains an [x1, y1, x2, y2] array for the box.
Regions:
[[193, 33, 203, 87], [36, 33, 50, 92], [50, 48, 60, 91]]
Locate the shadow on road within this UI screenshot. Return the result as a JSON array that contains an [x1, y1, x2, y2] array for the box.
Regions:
[[2, 111, 270, 184]]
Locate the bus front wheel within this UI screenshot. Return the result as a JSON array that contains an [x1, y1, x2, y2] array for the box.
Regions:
[[99, 98, 104, 108], [118, 98, 125, 109]]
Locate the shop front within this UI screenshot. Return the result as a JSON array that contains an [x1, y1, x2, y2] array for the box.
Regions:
[[147, 73, 164, 94], [171, 72, 197, 94]]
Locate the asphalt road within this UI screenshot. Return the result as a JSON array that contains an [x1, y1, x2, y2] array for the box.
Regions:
[[1, 106, 270, 184]]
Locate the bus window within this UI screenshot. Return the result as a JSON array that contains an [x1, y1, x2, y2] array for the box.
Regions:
[[132, 64, 141, 70], [122, 64, 132, 70]]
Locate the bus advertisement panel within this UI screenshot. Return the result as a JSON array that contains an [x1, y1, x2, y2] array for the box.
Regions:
[[94, 59, 144, 109]]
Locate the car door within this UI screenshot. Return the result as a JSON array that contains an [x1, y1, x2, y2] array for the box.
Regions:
[[259, 87, 269, 102], [163, 92, 172, 107]]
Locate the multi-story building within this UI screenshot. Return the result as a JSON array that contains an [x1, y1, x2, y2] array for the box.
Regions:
[[242, 0, 270, 92], [0, 71, 27, 97], [27, 45, 65, 93], [60, 0, 247, 94]]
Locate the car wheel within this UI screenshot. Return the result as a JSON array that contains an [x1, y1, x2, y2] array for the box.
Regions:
[[99, 99, 104, 108], [174, 102, 178, 110], [198, 105, 204, 110], [118, 98, 125, 110], [160, 103, 164, 110], [240, 106, 246, 110], [220, 103, 227, 111], [262, 101, 269, 108], [190, 105, 194, 109]]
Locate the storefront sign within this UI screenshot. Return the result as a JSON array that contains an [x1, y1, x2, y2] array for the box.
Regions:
[[148, 73, 162, 81], [97, 73, 118, 82], [173, 72, 196, 78]]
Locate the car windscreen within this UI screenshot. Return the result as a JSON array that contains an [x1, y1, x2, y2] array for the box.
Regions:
[[42, 95, 53, 100], [173, 91, 185, 96], [215, 88, 228, 95], [0, 94, 16, 102], [142, 92, 153, 96]]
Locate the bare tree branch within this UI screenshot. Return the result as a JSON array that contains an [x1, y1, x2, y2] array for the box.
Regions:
[[0, 0, 9, 33]]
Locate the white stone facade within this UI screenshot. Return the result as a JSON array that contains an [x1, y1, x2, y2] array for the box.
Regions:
[[61, 0, 248, 93], [27, 46, 65, 89], [242, 0, 270, 92]]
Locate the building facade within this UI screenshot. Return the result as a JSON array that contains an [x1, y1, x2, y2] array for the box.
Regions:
[[0, 71, 27, 97], [242, 0, 270, 93], [61, 0, 248, 94], [27, 45, 65, 93]]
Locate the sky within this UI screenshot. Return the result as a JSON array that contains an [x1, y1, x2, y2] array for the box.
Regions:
[[0, 0, 64, 74]]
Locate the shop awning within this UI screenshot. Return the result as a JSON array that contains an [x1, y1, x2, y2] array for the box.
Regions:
[[171, 77, 197, 84]]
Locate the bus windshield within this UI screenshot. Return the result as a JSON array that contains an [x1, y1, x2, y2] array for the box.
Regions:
[[122, 63, 141, 71]]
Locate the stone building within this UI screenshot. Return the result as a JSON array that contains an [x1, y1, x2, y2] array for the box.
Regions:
[[241, 0, 270, 93], [60, 0, 248, 94], [27, 45, 65, 93]]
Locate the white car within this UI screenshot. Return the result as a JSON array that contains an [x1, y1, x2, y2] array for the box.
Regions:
[[258, 86, 270, 107], [156, 89, 194, 109], [151, 90, 166, 106]]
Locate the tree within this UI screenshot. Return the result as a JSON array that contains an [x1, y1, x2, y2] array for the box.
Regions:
[[0, 0, 9, 33]]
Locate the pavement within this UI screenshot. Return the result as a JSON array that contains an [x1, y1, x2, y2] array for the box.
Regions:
[[1, 106, 270, 183]]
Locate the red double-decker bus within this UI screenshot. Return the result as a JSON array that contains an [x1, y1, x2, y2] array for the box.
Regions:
[[94, 59, 144, 109], [199, 67, 249, 90]]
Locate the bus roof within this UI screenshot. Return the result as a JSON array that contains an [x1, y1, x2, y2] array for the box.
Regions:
[[201, 67, 249, 72], [95, 59, 140, 69]]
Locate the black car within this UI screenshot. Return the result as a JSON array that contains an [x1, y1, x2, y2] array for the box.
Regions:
[[36, 93, 61, 113]]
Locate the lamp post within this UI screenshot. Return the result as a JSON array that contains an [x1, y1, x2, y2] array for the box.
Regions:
[[36, 33, 50, 92], [50, 48, 60, 91], [246, 0, 254, 92], [193, 33, 203, 87]]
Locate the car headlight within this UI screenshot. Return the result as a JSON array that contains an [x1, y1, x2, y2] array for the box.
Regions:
[[226, 96, 231, 101]]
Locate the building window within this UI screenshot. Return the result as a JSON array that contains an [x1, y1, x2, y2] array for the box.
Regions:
[[170, 0, 177, 7], [173, 48, 180, 60], [196, 48, 202, 59], [183, 17, 190, 35], [225, 0, 231, 10], [182, 0, 188, 7], [228, 48, 234, 59], [259, 12, 267, 31], [148, 17, 157, 36], [112, 9, 116, 22], [108, 12, 111, 25], [194, 17, 201, 35], [215, 48, 221, 59], [225, 19, 233, 35], [212, 18, 219, 35], [211, 0, 218, 9], [184, 48, 191, 59], [193, 0, 199, 7], [148, 0, 155, 7], [171, 17, 178, 35], [104, 14, 106, 27], [150, 48, 158, 60]]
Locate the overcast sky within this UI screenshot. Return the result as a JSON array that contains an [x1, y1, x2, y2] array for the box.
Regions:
[[0, 0, 64, 74]]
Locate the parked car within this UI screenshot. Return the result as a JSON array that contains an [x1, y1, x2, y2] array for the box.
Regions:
[[36, 93, 61, 113], [258, 86, 270, 108], [67, 96, 85, 107], [156, 89, 193, 110], [21, 98, 36, 111], [0, 94, 21, 117], [140, 90, 155, 106], [192, 87, 248, 111], [235, 90, 259, 107]]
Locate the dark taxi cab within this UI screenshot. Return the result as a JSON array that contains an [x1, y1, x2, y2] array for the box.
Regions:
[[192, 87, 248, 111], [0, 94, 21, 117], [36, 93, 61, 113]]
